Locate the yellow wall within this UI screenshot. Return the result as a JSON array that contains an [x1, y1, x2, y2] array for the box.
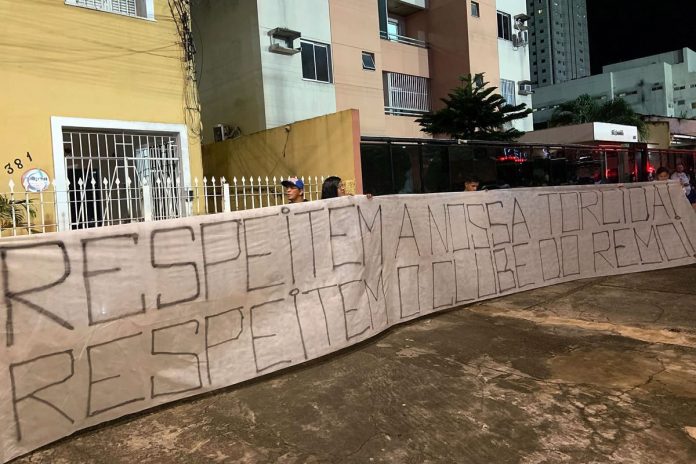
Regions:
[[0, 0, 203, 225], [203, 109, 363, 193], [646, 122, 671, 149]]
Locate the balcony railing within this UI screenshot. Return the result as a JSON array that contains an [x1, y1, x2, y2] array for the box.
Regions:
[[380, 30, 428, 48]]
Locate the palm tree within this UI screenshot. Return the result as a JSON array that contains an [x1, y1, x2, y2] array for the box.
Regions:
[[417, 73, 532, 141], [549, 94, 648, 140]]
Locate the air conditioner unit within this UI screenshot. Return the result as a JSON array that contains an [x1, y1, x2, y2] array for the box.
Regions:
[[514, 13, 530, 30], [518, 83, 534, 95], [213, 124, 241, 142], [514, 13, 530, 23], [520, 31, 528, 43], [514, 22, 528, 31]]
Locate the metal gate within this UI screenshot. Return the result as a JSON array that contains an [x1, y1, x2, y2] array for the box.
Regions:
[[62, 128, 184, 229]]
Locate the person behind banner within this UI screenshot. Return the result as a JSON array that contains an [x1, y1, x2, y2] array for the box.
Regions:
[[658, 166, 696, 211], [464, 175, 480, 192], [321, 176, 373, 200], [655, 166, 670, 181], [281, 177, 307, 203], [321, 176, 346, 199], [671, 161, 692, 196]]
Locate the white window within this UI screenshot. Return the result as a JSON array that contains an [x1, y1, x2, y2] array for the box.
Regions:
[[387, 18, 403, 40], [497, 11, 512, 40], [362, 52, 376, 71], [301, 40, 333, 83], [471, 1, 480, 17], [65, 0, 154, 20], [501, 79, 516, 106], [383, 72, 431, 116]]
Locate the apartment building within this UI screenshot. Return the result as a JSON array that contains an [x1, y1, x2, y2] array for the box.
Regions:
[[0, 0, 204, 231], [497, 0, 534, 132], [193, 0, 533, 142], [526, 0, 590, 87], [533, 48, 696, 126]]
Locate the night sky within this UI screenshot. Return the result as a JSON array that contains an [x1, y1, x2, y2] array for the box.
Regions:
[[586, 0, 696, 75]]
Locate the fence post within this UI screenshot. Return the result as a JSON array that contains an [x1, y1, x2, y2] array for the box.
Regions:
[[143, 184, 153, 221], [222, 182, 231, 212]]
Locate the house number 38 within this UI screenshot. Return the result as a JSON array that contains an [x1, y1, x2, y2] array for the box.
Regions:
[[4, 153, 33, 175]]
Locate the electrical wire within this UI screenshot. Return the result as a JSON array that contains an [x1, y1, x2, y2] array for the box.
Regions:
[[167, 0, 203, 139]]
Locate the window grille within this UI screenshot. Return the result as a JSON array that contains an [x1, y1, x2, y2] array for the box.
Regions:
[[67, 0, 141, 18], [383, 72, 431, 116], [62, 128, 183, 229]]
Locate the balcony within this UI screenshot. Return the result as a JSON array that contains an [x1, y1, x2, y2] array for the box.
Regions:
[[378, 0, 428, 48], [387, 0, 426, 16]]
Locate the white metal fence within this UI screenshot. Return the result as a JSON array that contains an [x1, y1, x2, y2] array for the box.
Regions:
[[0, 175, 327, 237]]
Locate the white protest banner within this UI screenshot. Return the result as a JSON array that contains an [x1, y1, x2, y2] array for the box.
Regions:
[[0, 182, 695, 461]]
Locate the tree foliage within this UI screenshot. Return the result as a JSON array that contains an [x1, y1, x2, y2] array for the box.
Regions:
[[549, 94, 648, 140], [416, 73, 532, 141], [0, 196, 35, 231]]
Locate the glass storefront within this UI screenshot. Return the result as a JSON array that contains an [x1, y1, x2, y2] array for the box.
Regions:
[[360, 138, 696, 195]]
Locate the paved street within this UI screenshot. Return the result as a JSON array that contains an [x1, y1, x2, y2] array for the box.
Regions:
[[16, 265, 696, 464]]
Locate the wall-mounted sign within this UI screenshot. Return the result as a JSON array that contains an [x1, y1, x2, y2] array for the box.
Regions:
[[21, 168, 50, 192]]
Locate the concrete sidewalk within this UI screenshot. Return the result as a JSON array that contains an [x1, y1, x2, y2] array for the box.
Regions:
[[16, 266, 696, 463]]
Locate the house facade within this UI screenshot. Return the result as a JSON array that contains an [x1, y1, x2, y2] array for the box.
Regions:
[[0, 0, 203, 231]]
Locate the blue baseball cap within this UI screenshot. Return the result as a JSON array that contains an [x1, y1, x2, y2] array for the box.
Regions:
[[281, 177, 304, 190]]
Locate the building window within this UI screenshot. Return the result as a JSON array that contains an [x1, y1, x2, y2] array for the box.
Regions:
[[362, 51, 376, 71], [471, 1, 480, 17], [497, 11, 512, 40], [52, 117, 189, 230], [65, 0, 153, 19], [387, 17, 403, 39], [383, 72, 430, 116], [301, 40, 333, 83], [500, 79, 516, 106]]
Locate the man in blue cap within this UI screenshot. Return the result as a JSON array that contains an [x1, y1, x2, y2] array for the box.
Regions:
[[281, 177, 307, 203]]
